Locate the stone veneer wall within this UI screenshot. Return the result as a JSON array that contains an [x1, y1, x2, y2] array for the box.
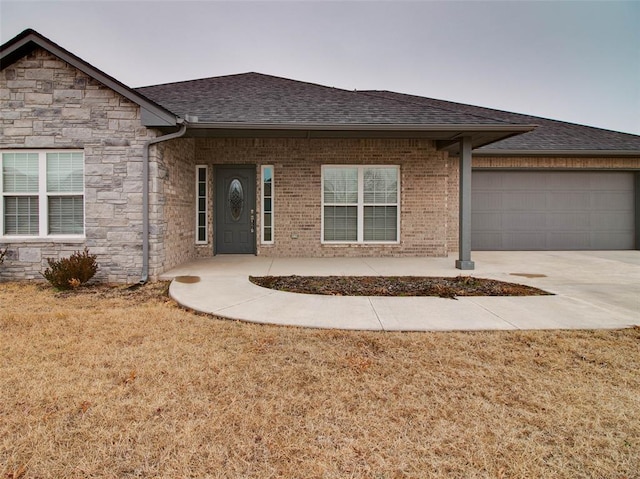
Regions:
[[193, 137, 454, 257], [0, 47, 156, 282]]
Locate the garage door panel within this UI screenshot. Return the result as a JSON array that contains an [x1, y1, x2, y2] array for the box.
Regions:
[[547, 172, 587, 189], [503, 212, 547, 230], [472, 233, 502, 250], [473, 173, 503, 188], [590, 191, 634, 210], [548, 233, 591, 250], [590, 212, 635, 230], [505, 174, 544, 189], [503, 192, 547, 209], [473, 192, 503, 209], [591, 232, 635, 249], [547, 212, 590, 229], [591, 172, 634, 189], [472, 212, 502, 230], [471, 171, 635, 251], [503, 233, 546, 250], [549, 192, 591, 209]]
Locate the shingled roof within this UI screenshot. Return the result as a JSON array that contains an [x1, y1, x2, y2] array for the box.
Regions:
[[136, 72, 517, 127], [362, 91, 640, 154], [137, 72, 639, 154]]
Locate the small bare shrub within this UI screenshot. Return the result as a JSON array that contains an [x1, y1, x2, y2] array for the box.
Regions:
[[42, 248, 98, 290], [0, 247, 6, 266]]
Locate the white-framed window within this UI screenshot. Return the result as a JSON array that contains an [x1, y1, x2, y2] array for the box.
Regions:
[[195, 165, 208, 244], [261, 165, 274, 244], [322, 165, 399, 244], [0, 150, 84, 238]]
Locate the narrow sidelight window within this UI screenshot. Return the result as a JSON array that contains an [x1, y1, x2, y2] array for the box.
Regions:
[[195, 165, 208, 244], [261, 165, 274, 244]]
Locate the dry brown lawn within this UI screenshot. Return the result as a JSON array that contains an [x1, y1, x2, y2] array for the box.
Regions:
[[1, 282, 638, 479]]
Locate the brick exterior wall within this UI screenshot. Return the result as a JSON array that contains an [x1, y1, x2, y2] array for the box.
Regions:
[[447, 156, 460, 253], [473, 156, 640, 169], [151, 137, 199, 275], [157, 145, 640, 266], [0, 47, 157, 282], [193, 138, 454, 257]]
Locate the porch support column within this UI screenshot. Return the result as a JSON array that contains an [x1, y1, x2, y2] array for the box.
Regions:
[[456, 136, 475, 270]]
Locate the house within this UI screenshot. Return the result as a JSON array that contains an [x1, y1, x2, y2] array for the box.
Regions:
[[1, 29, 639, 283]]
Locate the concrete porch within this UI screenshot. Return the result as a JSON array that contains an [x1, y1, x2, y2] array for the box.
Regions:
[[160, 251, 640, 331]]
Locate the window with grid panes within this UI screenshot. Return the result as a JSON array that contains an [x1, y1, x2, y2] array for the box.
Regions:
[[1, 151, 84, 237], [322, 165, 399, 243], [195, 165, 208, 243], [261, 166, 274, 244]]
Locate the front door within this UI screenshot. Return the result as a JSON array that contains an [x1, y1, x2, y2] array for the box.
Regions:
[[215, 166, 256, 254]]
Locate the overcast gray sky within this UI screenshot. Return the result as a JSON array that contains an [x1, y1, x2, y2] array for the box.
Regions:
[[2, 0, 639, 134]]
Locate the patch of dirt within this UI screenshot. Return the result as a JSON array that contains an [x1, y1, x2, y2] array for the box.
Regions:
[[51, 281, 171, 302], [250, 275, 552, 299]]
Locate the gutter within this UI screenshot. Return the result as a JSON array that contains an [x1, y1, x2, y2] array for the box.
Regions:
[[140, 121, 187, 283], [184, 122, 537, 132]]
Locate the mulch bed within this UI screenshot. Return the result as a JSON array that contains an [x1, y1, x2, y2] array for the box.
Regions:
[[249, 275, 552, 299]]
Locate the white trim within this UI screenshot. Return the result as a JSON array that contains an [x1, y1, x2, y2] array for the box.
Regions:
[[321, 165, 400, 244], [0, 150, 85, 239], [195, 165, 208, 244], [261, 165, 274, 244], [0, 236, 86, 244]]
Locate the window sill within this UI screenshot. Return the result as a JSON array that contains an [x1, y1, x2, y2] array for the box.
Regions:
[[0, 236, 86, 244]]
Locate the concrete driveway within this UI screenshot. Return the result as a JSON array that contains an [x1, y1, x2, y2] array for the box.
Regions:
[[161, 251, 640, 331]]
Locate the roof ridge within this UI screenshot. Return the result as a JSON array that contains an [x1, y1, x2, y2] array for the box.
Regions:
[[136, 71, 357, 93], [136, 72, 259, 89]]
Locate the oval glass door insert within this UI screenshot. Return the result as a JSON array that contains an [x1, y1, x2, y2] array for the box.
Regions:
[[228, 178, 244, 221]]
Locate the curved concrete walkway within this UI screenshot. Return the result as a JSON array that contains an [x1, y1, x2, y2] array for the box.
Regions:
[[160, 251, 640, 331]]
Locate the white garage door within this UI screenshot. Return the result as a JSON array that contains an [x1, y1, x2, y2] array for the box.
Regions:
[[471, 171, 636, 250]]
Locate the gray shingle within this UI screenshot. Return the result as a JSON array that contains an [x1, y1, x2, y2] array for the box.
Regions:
[[363, 91, 640, 152], [136, 72, 639, 152], [136, 73, 514, 126]]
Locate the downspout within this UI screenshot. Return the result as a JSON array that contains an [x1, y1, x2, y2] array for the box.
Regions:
[[140, 121, 187, 283]]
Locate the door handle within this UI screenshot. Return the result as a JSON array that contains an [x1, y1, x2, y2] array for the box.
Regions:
[[250, 209, 255, 233]]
